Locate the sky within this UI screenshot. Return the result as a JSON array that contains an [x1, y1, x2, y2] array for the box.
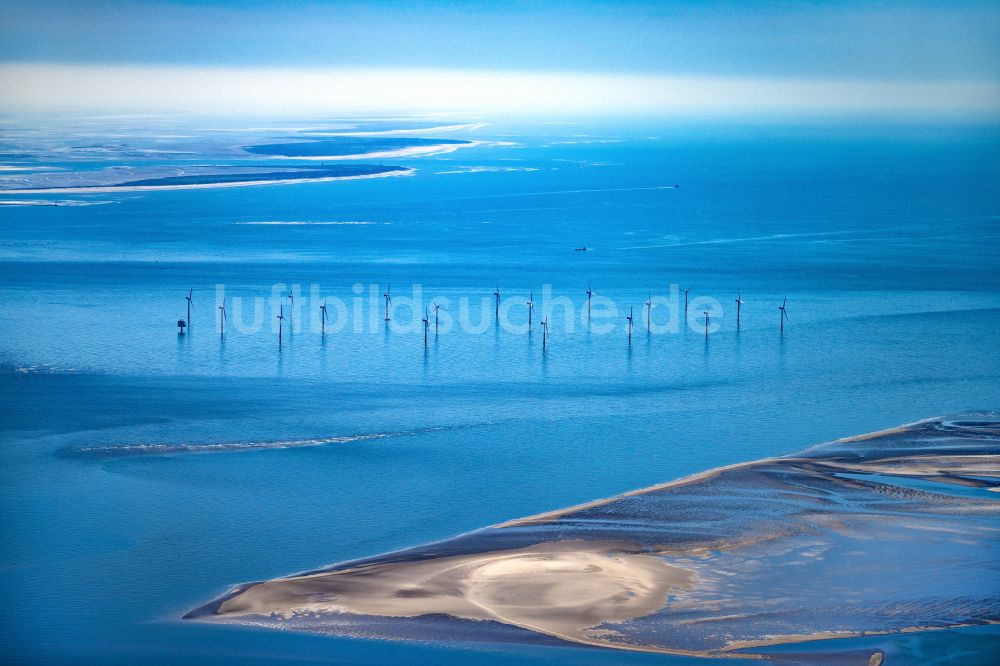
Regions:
[[1, 0, 998, 116]]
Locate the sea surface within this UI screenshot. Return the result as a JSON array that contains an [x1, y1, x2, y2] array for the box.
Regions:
[[1, 117, 998, 665]]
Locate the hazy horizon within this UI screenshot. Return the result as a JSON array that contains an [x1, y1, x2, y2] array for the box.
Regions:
[[2, 0, 998, 117]]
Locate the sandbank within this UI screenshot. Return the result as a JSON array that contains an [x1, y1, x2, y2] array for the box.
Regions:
[[0, 168, 412, 194]]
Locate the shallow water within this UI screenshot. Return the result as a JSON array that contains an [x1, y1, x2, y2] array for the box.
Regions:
[[1, 118, 998, 664]]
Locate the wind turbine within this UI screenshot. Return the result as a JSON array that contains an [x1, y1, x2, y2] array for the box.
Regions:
[[586, 284, 594, 321], [493, 285, 500, 321], [277, 303, 285, 345], [185, 289, 193, 327], [704, 310, 710, 338], [735, 291, 744, 329], [433, 302, 441, 335], [682, 286, 693, 318], [218, 302, 226, 337], [526, 290, 535, 328], [645, 293, 653, 329], [422, 308, 430, 347], [287, 289, 294, 315], [320, 300, 329, 335], [383, 283, 392, 321], [626, 307, 634, 345], [541, 316, 549, 350], [778, 297, 788, 334]]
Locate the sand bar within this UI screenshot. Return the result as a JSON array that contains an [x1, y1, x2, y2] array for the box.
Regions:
[[0, 168, 412, 194], [188, 414, 1000, 659]]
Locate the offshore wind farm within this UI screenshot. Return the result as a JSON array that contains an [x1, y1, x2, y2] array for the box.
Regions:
[[2, 2, 1000, 666], [178, 276, 801, 355]]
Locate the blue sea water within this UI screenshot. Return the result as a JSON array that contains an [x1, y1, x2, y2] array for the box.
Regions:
[[1, 118, 999, 664]]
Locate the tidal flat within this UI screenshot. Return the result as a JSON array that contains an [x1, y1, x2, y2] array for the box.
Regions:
[[188, 414, 1000, 662]]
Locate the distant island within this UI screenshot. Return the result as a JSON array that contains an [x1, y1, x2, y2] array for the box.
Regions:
[[0, 164, 411, 194], [245, 136, 475, 160], [118, 165, 408, 187]]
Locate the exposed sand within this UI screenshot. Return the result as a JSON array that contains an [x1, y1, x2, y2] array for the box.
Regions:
[[0, 168, 412, 194], [812, 454, 1000, 479], [190, 415, 999, 660], [212, 540, 693, 647], [264, 141, 483, 161]]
